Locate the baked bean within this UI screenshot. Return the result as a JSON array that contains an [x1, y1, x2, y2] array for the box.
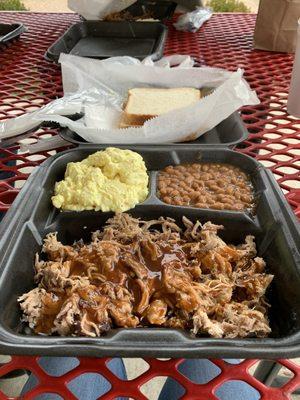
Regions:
[[206, 201, 215, 208], [220, 167, 228, 173], [211, 184, 220, 192], [170, 183, 179, 190], [237, 181, 246, 188], [240, 195, 251, 203], [197, 195, 205, 203], [222, 194, 233, 202], [206, 181, 215, 189], [170, 189, 179, 197], [195, 203, 207, 208], [201, 173, 210, 180], [173, 197, 182, 205], [159, 188, 168, 196], [165, 166, 174, 173], [183, 186, 193, 194], [157, 163, 255, 212], [213, 202, 223, 209], [163, 196, 172, 204], [189, 191, 197, 200]]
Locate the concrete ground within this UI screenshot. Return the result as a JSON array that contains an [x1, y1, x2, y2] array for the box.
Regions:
[[23, 0, 71, 12], [246, 0, 259, 11]]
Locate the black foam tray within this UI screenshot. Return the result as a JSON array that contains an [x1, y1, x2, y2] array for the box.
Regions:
[[0, 146, 299, 358], [0, 23, 26, 44], [59, 112, 249, 147], [45, 21, 168, 63]]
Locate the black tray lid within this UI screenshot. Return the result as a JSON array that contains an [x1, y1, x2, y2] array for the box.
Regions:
[[45, 20, 168, 63], [0, 23, 26, 44]]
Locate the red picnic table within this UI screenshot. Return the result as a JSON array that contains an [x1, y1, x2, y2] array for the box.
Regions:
[[0, 11, 300, 400]]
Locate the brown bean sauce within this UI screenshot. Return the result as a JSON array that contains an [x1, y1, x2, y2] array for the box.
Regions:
[[157, 163, 255, 212]]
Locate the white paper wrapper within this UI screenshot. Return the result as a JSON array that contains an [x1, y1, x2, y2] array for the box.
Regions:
[[0, 54, 260, 145], [0, 93, 83, 141], [53, 54, 259, 144], [68, 0, 137, 20]]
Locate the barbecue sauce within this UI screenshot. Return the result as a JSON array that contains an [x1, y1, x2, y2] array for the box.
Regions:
[[34, 240, 190, 334]]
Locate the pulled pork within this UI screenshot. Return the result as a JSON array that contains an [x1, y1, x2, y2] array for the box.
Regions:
[[19, 214, 273, 338], [104, 10, 155, 21]]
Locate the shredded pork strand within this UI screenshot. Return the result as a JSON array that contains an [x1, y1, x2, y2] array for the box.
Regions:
[[19, 214, 273, 338]]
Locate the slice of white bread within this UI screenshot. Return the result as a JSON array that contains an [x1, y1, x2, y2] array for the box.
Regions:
[[120, 87, 201, 128]]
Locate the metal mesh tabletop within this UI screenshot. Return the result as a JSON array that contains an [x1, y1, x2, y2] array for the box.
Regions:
[[0, 11, 300, 400]]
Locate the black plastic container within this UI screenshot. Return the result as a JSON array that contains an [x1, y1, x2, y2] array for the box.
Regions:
[[45, 21, 168, 63], [59, 111, 249, 147], [0, 146, 299, 358], [0, 23, 26, 44]]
